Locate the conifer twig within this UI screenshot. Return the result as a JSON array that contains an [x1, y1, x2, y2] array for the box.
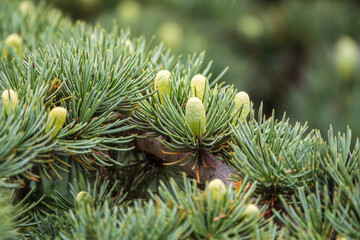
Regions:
[[135, 133, 236, 185]]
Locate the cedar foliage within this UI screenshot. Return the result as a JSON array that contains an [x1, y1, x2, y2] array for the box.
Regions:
[[0, 1, 359, 239]]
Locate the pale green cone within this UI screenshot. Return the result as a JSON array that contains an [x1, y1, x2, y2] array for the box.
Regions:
[[76, 191, 94, 207], [237, 15, 264, 40], [45, 107, 67, 138], [117, 1, 142, 24], [191, 74, 207, 101], [3, 33, 23, 58], [185, 97, 206, 137], [207, 178, 226, 201], [19, 1, 35, 16], [157, 21, 183, 50], [231, 91, 250, 124], [154, 70, 171, 104], [243, 204, 259, 218], [1, 89, 18, 115], [334, 36, 359, 80]]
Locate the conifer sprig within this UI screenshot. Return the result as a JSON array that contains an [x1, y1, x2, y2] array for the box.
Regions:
[[0, 187, 44, 239], [274, 184, 337, 239], [0, 95, 54, 186], [1, 1, 360, 239], [329, 179, 360, 239], [134, 61, 239, 176], [316, 127, 360, 188], [30, 172, 127, 239], [152, 176, 272, 239], [230, 106, 316, 201], [0, 0, 71, 57]]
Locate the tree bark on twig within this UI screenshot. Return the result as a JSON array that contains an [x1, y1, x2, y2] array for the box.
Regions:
[[134, 134, 236, 186]]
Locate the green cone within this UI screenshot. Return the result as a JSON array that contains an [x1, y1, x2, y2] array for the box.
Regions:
[[231, 91, 250, 124], [45, 107, 67, 138], [3, 33, 23, 58], [207, 178, 226, 201], [1, 89, 18, 115], [185, 97, 206, 137], [155, 70, 171, 103], [76, 191, 94, 207], [190, 74, 207, 101]]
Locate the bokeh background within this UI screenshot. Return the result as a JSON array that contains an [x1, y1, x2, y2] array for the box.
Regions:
[[47, 0, 360, 138]]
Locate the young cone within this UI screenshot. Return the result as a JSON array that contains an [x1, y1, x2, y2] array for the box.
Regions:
[[76, 191, 94, 207], [207, 178, 226, 201], [232, 91, 250, 124], [185, 97, 206, 137], [191, 74, 207, 101], [157, 21, 183, 50], [334, 36, 359, 80], [19, 1, 35, 16], [1, 89, 18, 115], [45, 107, 67, 138], [3, 33, 23, 58], [243, 204, 259, 218], [154, 70, 171, 103]]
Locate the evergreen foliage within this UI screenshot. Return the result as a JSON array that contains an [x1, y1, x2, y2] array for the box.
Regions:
[[0, 1, 359, 239]]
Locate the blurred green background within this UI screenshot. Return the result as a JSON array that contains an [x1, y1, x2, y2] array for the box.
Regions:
[[46, 0, 360, 137]]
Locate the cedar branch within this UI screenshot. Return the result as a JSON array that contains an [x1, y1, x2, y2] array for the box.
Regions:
[[134, 134, 236, 185]]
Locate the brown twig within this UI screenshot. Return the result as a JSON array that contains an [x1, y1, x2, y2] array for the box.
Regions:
[[134, 133, 236, 186]]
